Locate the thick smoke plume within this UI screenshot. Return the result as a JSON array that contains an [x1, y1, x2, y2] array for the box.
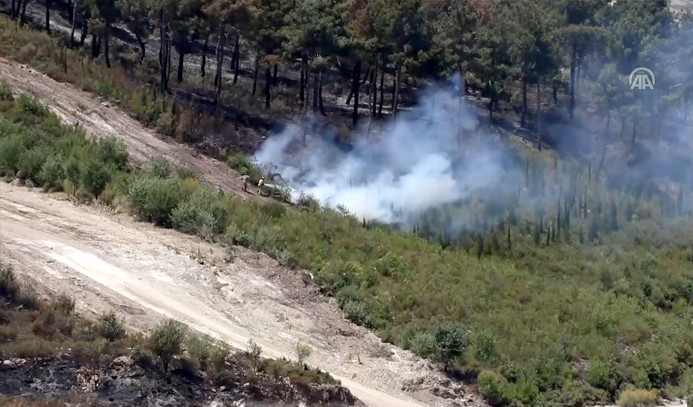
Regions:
[[254, 75, 522, 225]]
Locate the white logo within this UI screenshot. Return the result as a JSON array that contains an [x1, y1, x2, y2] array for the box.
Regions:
[[629, 67, 655, 90]]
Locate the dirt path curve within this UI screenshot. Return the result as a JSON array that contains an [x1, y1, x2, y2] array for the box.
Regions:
[[0, 57, 266, 201], [0, 183, 484, 407]]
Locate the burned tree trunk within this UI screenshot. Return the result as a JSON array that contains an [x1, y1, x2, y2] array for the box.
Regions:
[[352, 58, 361, 126], [264, 65, 271, 109]]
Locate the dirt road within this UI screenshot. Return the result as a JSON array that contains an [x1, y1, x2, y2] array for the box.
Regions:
[[0, 57, 265, 200], [0, 183, 483, 407]]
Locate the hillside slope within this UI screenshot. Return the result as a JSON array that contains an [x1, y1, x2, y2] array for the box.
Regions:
[[0, 57, 266, 201], [0, 181, 482, 407]]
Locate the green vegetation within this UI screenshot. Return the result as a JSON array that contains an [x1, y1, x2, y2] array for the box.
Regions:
[[3, 89, 693, 405], [616, 388, 658, 407]]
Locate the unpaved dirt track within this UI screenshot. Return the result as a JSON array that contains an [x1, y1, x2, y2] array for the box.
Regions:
[[0, 57, 265, 201], [0, 183, 484, 407]]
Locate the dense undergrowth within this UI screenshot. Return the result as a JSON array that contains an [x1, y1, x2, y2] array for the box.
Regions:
[[3, 81, 693, 406], [0, 264, 338, 401]]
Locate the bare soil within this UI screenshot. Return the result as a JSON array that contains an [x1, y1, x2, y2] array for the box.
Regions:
[[0, 182, 485, 407]]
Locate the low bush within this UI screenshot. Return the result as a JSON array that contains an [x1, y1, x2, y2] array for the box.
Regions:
[[99, 312, 125, 341], [616, 388, 658, 407], [148, 319, 185, 371], [127, 176, 185, 226], [82, 161, 111, 197], [478, 370, 512, 406]]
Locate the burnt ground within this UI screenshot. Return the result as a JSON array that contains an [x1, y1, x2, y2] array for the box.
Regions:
[[0, 355, 359, 407]]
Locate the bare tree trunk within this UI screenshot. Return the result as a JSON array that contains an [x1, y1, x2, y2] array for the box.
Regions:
[[20, 0, 29, 26], [318, 68, 326, 116], [251, 53, 260, 96], [232, 33, 240, 84], [69, 2, 77, 48], [264, 66, 271, 109], [104, 24, 111, 68], [392, 60, 402, 116], [378, 64, 385, 117], [536, 80, 541, 151], [312, 69, 318, 112], [200, 33, 209, 77], [45, 0, 51, 33], [214, 26, 226, 112], [177, 49, 185, 82], [352, 58, 361, 126], [300, 54, 306, 103], [159, 9, 168, 93], [569, 38, 576, 120], [79, 22, 88, 46], [347, 66, 370, 106], [273, 64, 278, 86], [11, 0, 16, 19], [371, 61, 377, 116], [521, 74, 527, 128], [136, 34, 146, 64]]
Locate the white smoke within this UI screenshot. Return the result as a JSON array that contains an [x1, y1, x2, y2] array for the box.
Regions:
[[253, 75, 517, 224]]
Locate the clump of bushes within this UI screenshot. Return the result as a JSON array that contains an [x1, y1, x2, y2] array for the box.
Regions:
[[616, 387, 658, 407]]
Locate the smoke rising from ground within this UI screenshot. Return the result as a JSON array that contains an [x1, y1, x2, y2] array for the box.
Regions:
[[254, 75, 521, 225]]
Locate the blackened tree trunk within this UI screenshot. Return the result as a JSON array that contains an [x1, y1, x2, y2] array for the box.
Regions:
[[273, 64, 278, 86], [232, 33, 240, 84], [45, 0, 51, 33], [251, 53, 260, 96], [104, 24, 111, 68], [569, 38, 576, 120], [20, 0, 29, 26], [378, 64, 384, 117], [536, 81, 541, 151], [265, 66, 271, 109], [69, 2, 77, 48], [346, 66, 370, 106], [91, 33, 99, 58], [214, 26, 226, 111], [312, 69, 318, 111], [200, 33, 209, 77], [392, 59, 402, 116], [318, 68, 326, 116], [79, 22, 88, 45], [371, 60, 377, 116], [300, 54, 306, 103], [136, 34, 146, 63], [352, 58, 361, 126], [159, 9, 168, 94], [521, 74, 527, 128], [11, 0, 17, 19], [177, 49, 185, 82]]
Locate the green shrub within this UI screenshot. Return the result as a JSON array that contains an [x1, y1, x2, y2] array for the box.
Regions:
[[0, 80, 13, 101], [82, 160, 111, 197], [0, 135, 22, 171], [376, 252, 408, 278], [686, 394, 692, 406], [433, 322, 467, 371], [148, 319, 185, 372], [616, 387, 657, 407], [0, 266, 19, 301], [38, 154, 65, 189], [127, 176, 184, 226], [187, 335, 212, 370], [227, 152, 262, 182], [95, 138, 128, 171], [472, 329, 499, 365], [177, 167, 198, 180], [64, 157, 81, 185], [409, 332, 437, 359], [478, 370, 512, 406], [261, 202, 286, 219], [247, 339, 263, 370], [17, 147, 49, 180], [297, 194, 321, 212], [148, 156, 173, 179], [99, 312, 125, 341], [170, 188, 229, 237]]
